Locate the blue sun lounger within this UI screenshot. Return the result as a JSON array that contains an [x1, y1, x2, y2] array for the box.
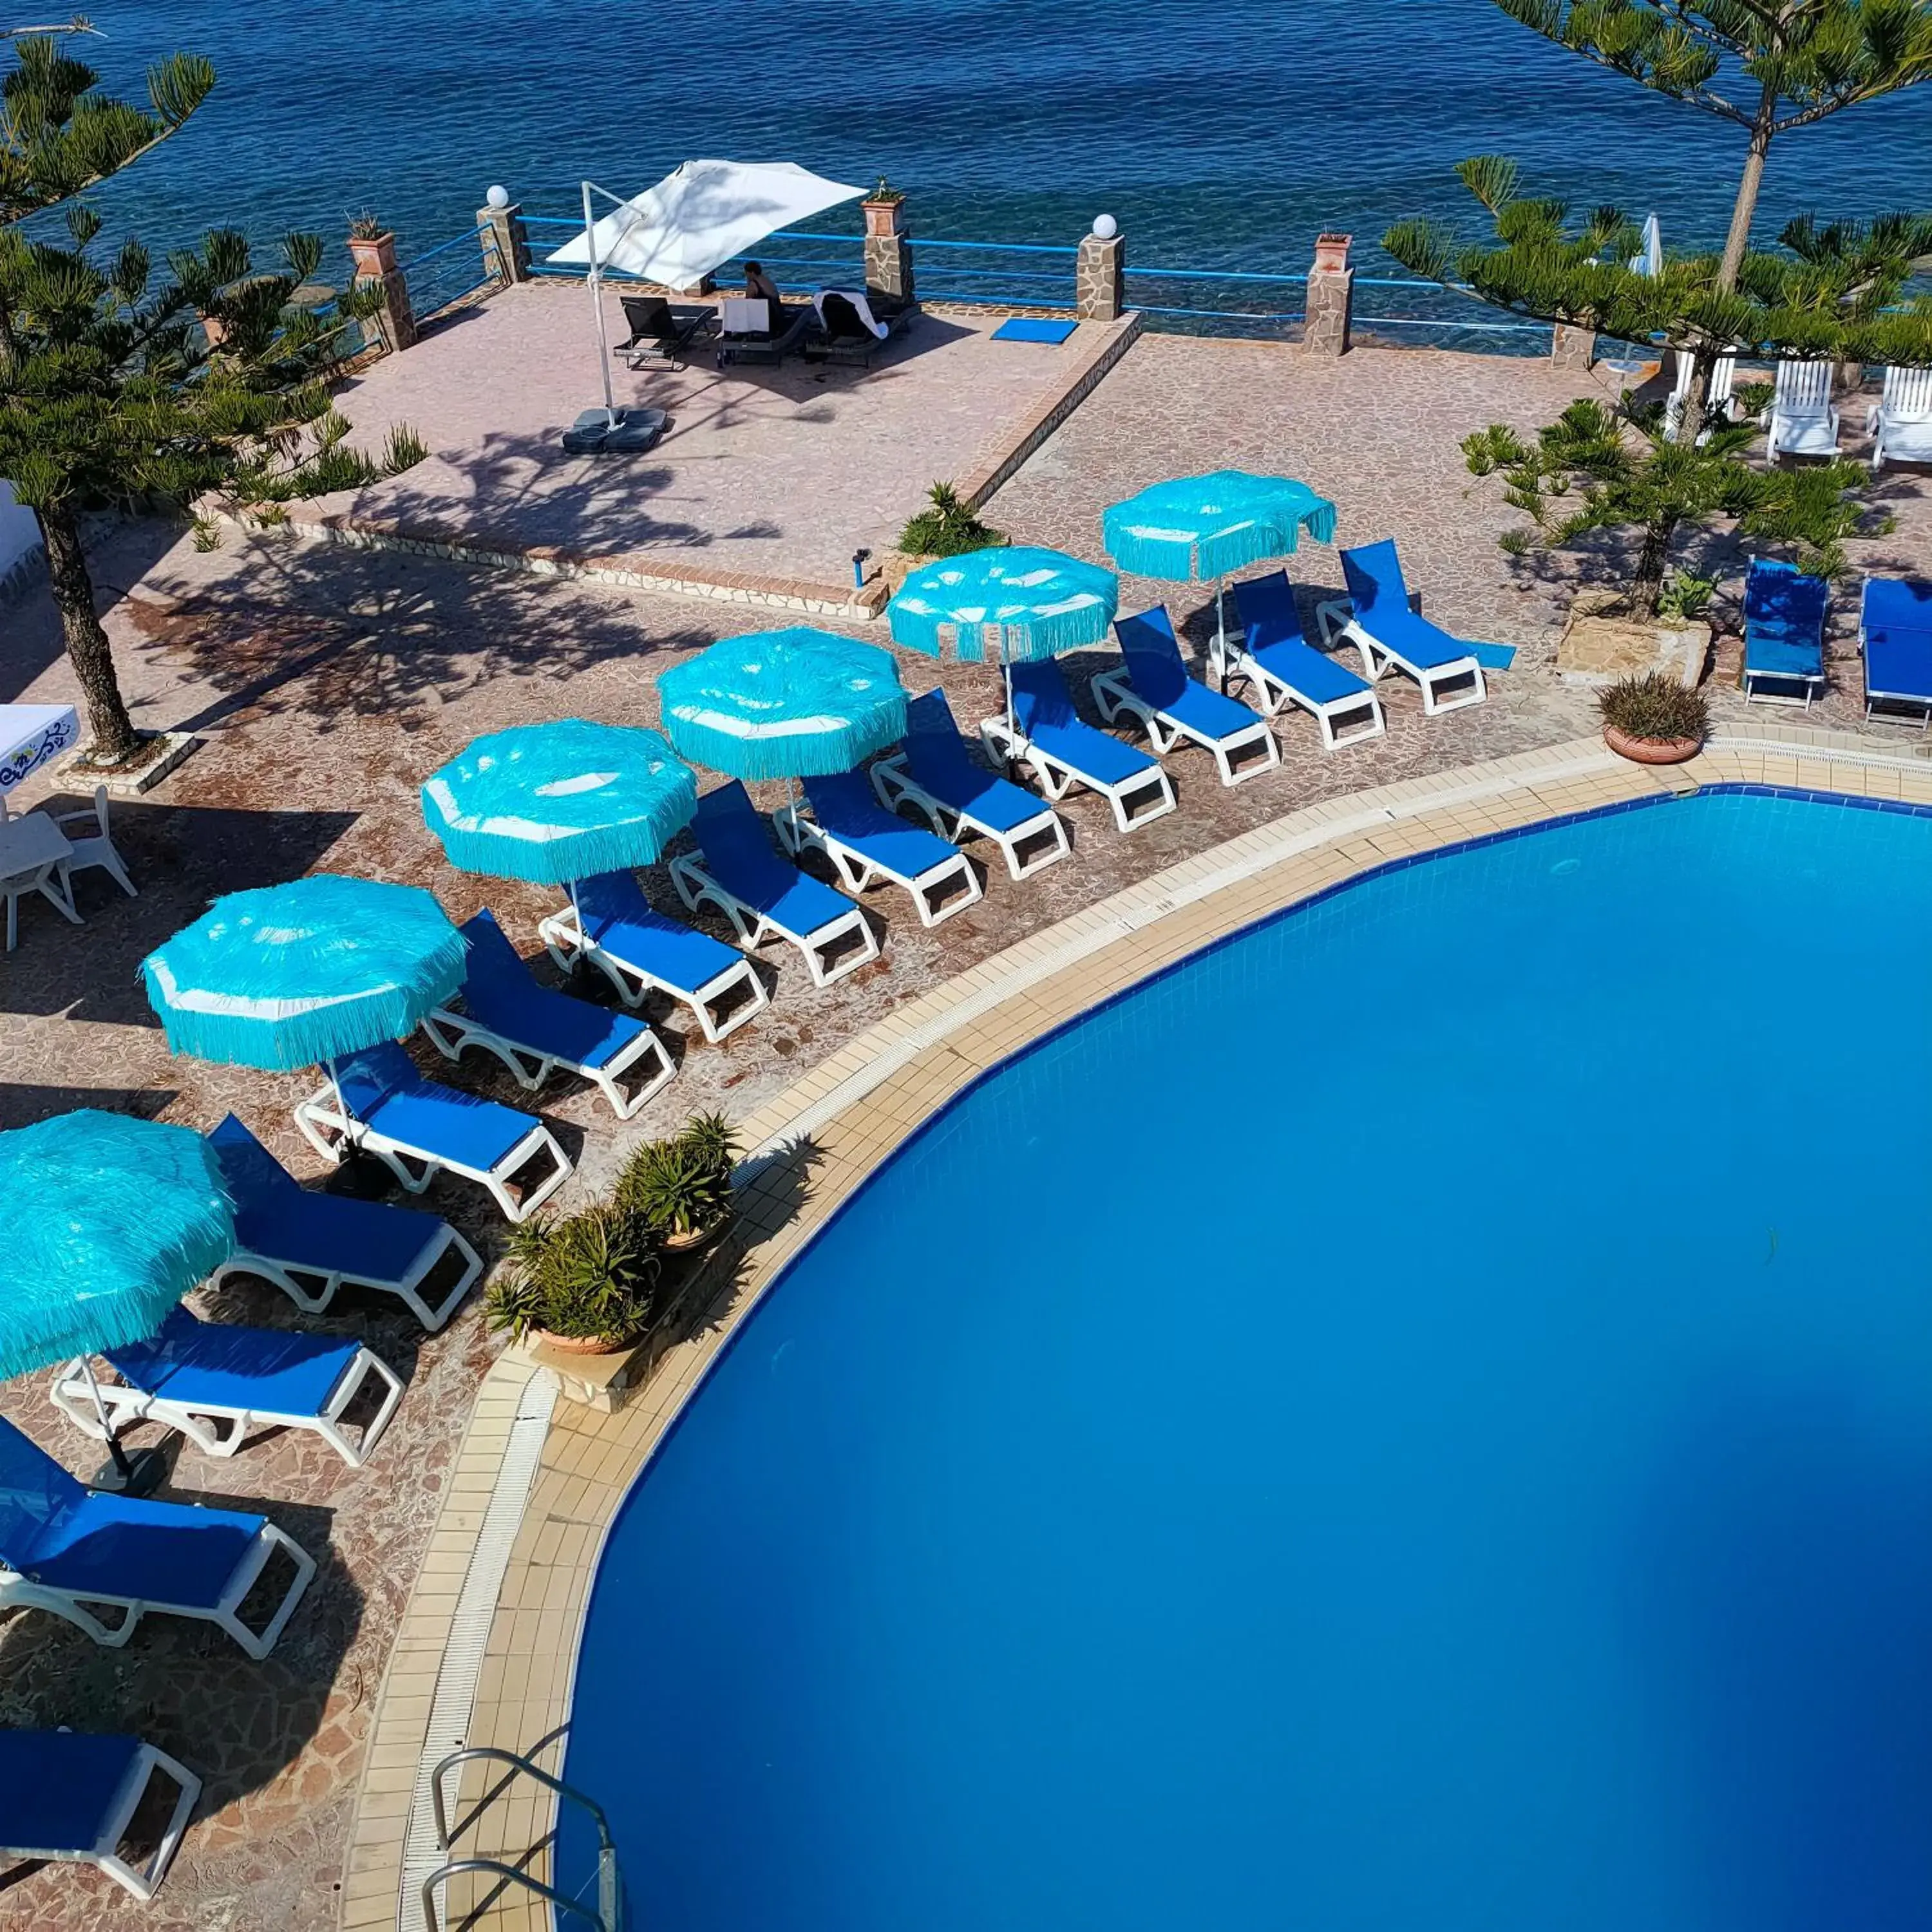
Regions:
[[982, 659, 1178, 833], [0, 1731, 200, 1901], [871, 689, 1070, 880], [293, 1041, 572, 1224], [1095, 609, 1280, 786], [206, 1115, 480, 1332], [1222, 572, 1387, 749], [670, 782, 880, 988], [50, 1304, 404, 1468], [1741, 558, 1829, 708], [0, 1416, 316, 1658], [539, 870, 768, 1043], [776, 770, 983, 927], [1317, 540, 1490, 714], [423, 909, 675, 1119], [1862, 575, 1932, 725]]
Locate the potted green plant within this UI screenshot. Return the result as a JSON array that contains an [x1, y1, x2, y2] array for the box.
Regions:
[[346, 213, 397, 281], [1598, 671, 1711, 765], [863, 177, 907, 237], [485, 1205, 658, 1354], [616, 1112, 741, 1249]]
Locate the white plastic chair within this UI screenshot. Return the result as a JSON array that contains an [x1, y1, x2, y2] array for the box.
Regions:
[[1868, 366, 1932, 473], [51, 785, 136, 900], [1763, 359, 1841, 459], [1663, 350, 1738, 440], [0, 810, 80, 951]]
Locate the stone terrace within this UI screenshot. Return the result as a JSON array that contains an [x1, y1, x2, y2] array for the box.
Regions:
[[1, 328, 1928, 1928]]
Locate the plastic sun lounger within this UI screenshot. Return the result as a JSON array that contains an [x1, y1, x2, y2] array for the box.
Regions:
[[1220, 573, 1386, 748], [715, 297, 813, 367], [1761, 359, 1841, 460], [205, 1115, 480, 1332], [982, 659, 1178, 833], [1741, 558, 1829, 708], [423, 909, 674, 1120], [0, 1416, 315, 1657], [538, 871, 768, 1044], [1866, 365, 1932, 474], [0, 1731, 200, 1902], [871, 688, 1070, 880], [613, 294, 715, 368], [50, 1304, 404, 1469], [671, 782, 880, 987], [777, 769, 984, 927], [1861, 576, 1932, 726], [1316, 540, 1488, 715], [1095, 609, 1281, 786], [293, 1042, 571, 1225]]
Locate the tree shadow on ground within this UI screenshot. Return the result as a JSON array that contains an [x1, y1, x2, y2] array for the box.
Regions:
[[0, 1084, 178, 1132]]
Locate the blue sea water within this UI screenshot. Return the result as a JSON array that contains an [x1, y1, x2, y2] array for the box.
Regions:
[[560, 789, 1932, 1932], [60, 1, 1932, 282]]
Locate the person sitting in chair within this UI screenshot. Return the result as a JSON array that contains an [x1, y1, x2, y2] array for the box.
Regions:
[[742, 260, 786, 331]]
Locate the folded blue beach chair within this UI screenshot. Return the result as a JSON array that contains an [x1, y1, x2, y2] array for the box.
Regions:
[[293, 1041, 571, 1224], [1223, 572, 1387, 749], [871, 688, 1070, 880], [50, 1303, 404, 1468], [206, 1115, 480, 1332], [0, 1416, 315, 1657], [1861, 575, 1932, 726], [0, 1731, 200, 1901], [1741, 558, 1829, 708], [983, 659, 1178, 833], [1096, 609, 1280, 785], [670, 781, 880, 988], [539, 870, 768, 1043], [1318, 540, 1490, 714], [424, 909, 675, 1119], [778, 769, 983, 927]]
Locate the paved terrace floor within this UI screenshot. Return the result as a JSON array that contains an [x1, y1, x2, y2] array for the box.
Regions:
[[306, 283, 1114, 595], [0, 332, 1928, 1928]]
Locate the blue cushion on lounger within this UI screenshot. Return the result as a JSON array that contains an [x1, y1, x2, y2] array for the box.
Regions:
[[1341, 540, 1504, 670], [692, 783, 858, 933], [903, 691, 1046, 833], [104, 1307, 357, 1419], [0, 1732, 147, 1853], [572, 872, 746, 992], [1114, 609, 1267, 738], [1745, 560, 1827, 676], [1232, 574, 1376, 704], [804, 770, 961, 876], [1009, 662, 1161, 787], [457, 910, 647, 1072], [334, 1043, 536, 1174]]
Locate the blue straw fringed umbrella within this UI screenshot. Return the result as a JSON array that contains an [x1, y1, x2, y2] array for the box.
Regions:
[[1102, 471, 1339, 681], [656, 629, 907, 785], [421, 720, 698, 884], [0, 1111, 234, 1491], [142, 874, 467, 1074]]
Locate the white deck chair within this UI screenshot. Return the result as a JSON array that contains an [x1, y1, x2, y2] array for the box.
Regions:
[[0, 809, 80, 951], [1868, 365, 1932, 473], [49, 786, 137, 900], [1763, 360, 1841, 459], [1663, 350, 1738, 440]]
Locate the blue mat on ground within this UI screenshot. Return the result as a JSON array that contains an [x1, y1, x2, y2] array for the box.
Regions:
[[992, 317, 1078, 345], [1469, 641, 1517, 670]]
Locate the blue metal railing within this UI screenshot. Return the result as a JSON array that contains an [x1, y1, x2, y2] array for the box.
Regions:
[[397, 221, 498, 320]]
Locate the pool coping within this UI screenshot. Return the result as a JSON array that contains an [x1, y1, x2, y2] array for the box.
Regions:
[[339, 719, 1932, 1931]]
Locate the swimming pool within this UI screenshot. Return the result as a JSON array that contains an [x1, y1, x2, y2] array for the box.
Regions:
[[562, 789, 1932, 1932]]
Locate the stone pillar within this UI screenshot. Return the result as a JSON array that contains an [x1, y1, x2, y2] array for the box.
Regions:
[[1550, 322, 1596, 372], [1303, 232, 1353, 357], [862, 193, 914, 308], [1075, 217, 1124, 322], [347, 228, 417, 353], [478, 191, 530, 285]]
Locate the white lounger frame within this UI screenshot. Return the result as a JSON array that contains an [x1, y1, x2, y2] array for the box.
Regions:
[[51, 1344, 405, 1468], [209, 1219, 481, 1334], [1741, 659, 1824, 708], [1205, 634, 1387, 748], [978, 714, 1178, 833], [771, 801, 983, 927], [667, 852, 880, 989], [1088, 664, 1281, 785], [538, 900, 768, 1044], [1314, 601, 1487, 715], [419, 999, 674, 1121], [4, 1741, 202, 1901], [870, 752, 1070, 880], [0, 1519, 316, 1659], [293, 1079, 571, 1225]]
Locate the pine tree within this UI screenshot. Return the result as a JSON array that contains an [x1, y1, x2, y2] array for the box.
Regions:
[[1, 23, 422, 766]]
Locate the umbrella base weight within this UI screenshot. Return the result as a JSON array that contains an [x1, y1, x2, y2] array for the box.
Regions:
[[561, 407, 667, 456], [91, 1442, 173, 1497]]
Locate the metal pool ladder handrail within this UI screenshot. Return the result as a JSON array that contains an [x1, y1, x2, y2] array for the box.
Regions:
[[421, 1745, 621, 1932]]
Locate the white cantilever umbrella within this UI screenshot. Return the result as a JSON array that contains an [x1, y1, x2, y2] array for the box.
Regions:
[[551, 159, 866, 426]]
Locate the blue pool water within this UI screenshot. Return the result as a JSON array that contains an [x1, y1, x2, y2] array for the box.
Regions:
[[564, 790, 1932, 1932]]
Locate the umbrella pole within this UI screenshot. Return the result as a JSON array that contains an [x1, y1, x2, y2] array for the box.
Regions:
[[1004, 661, 1014, 739], [1215, 580, 1229, 692], [79, 1354, 167, 1496], [584, 179, 618, 426]]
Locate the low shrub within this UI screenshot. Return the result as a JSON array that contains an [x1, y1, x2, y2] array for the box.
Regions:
[[1598, 672, 1710, 743], [898, 481, 1004, 558]]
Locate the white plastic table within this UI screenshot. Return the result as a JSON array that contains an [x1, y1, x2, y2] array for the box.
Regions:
[[0, 810, 78, 951], [0, 703, 79, 813]]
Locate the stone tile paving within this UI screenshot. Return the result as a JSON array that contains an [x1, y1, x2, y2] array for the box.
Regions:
[[301, 283, 1104, 589], [1, 336, 1928, 1927]]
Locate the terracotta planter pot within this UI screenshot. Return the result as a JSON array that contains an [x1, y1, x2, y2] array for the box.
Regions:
[[1314, 232, 1352, 274], [661, 1208, 732, 1253], [531, 1327, 634, 1357], [346, 232, 397, 280], [862, 198, 905, 239], [1604, 724, 1701, 766]]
